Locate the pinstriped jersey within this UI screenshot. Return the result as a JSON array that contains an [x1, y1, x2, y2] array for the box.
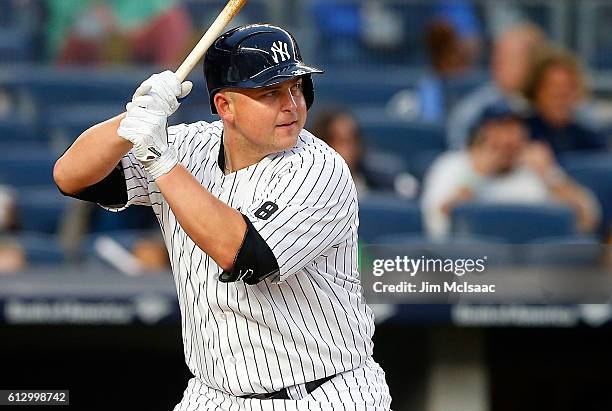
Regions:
[[103, 120, 375, 396]]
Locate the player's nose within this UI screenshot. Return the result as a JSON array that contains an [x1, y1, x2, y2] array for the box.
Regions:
[[280, 87, 297, 112]]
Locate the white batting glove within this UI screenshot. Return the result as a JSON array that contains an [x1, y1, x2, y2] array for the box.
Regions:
[[118, 95, 178, 180], [132, 70, 193, 116]]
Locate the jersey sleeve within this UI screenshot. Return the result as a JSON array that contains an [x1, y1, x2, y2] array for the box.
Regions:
[[100, 150, 153, 212], [244, 151, 358, 283]]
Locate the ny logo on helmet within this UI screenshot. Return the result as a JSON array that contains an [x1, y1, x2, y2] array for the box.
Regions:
[[270, 41, 290, 64]]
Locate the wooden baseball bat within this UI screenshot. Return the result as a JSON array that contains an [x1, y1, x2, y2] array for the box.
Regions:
[[175, 0, 248, 81]]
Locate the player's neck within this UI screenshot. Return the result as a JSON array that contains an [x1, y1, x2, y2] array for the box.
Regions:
[[222, 130, 270, 174]]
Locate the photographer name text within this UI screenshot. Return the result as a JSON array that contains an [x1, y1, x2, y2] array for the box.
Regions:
[[373, 281, 496, 294]]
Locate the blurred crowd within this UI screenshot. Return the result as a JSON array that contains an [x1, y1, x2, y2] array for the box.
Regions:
[[0, 0, 195, 66], [308, 2, 610, 247], [1, 0, 611, 274]]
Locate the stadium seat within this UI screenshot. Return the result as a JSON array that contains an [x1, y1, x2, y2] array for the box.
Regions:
[[89, 205, 159, 233], [43, 104, 125, 144], [0, 27, 32, 61], [81, 229, 166, 272], [560, 152, 612, 236], [83, 229, 161, 253], [13, 232, 65, 264], [0, 147, 56, 187], [371, 233, 430, 245], [184, 0, 270, 29], [0, 115, 40, 143], [558, 151, 612, 168], [374, 232, 507, 245], [359, 120, 446, 153], [17, 68, 136, 107], [316, 80, 413, 106], [441, 71, 489, 111], [358, 193, 422, 243], [358, 119, 446, 179], [1, 65, 210, 109], [0, 0, 14, 25], [409, 149, 443, 183], [361, 149, 409, 191], [451, 204, 577, 243], [315, 67, 417, 106], [43, 102, 218, 144], [16, 187, 71, 233], [522, 235, 602, 267]]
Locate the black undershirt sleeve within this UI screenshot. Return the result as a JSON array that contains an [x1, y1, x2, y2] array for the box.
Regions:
[[56, 158, 277, 283], [55, 163, 128, 208], [218, 214, 280, 285]]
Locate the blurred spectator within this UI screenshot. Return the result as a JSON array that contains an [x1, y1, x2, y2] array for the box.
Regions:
[[522, 49, 607, 155], [483, 0, 529, 39], [426, 21, 472, 77], [0, 185, 19, 232], [90, 231, 169, 274], [0, 240, 26, 274], [422, 104, 600, 239], [59, 200, 159, 263], [361, 0, 404, 52], [311, 108, 419, 198], [446, 23, 546, 149], [432, 0, 483, 63], [132, 237, 169, 271], [46, 0, 193, 67], [416, 21, 473, 121], [310, 108, 372, 197]]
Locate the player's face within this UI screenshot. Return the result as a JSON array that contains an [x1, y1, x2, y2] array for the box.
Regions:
[[227, 78, 307, 154]]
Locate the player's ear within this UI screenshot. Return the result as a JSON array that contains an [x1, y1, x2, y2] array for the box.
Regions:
[[215, 92, 235, 123]]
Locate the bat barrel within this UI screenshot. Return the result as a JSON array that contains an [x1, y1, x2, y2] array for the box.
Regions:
[[174, 0, 247, 81]]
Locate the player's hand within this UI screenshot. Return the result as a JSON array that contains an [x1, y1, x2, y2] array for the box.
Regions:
[[117, 95, 178, 180], [132, 70, 193, 116]]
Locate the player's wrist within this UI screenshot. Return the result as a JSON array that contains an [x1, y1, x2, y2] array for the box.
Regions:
[[143, 146, 178, 180]]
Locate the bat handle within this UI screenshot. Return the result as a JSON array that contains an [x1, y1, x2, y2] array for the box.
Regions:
[[174, 0, 247, 81]]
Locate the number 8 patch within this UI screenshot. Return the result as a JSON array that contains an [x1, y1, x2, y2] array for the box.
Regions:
[[254, 201, 279, 220]]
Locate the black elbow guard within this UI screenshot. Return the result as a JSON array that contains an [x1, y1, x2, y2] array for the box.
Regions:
[[218, 214, 280, 285], [56, 163, 128, 207]]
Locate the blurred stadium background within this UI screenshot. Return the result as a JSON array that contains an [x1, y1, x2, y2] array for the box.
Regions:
[[1, 0, 612, 410]]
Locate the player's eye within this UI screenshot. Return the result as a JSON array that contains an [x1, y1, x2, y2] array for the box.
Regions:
[[263, 90, 278, 97], [291, 82, 303, 93]]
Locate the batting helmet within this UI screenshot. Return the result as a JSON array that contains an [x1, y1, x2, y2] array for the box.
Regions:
[[204, 24, 324, 114]]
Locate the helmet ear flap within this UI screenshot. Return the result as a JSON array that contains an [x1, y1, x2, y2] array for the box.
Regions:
[[210, 89, 219, 114], [303, 75, 315, 110]]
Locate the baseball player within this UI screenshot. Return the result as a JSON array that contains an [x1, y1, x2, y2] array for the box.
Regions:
[[54, 24, 392, 410]]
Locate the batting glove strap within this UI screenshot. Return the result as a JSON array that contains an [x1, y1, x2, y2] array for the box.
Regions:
[[142, 145, 178, 180]]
